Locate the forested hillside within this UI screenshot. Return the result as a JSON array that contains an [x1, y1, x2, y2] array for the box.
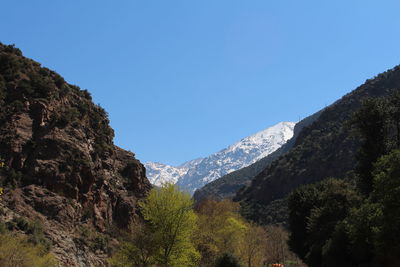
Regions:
[[287, 91, 400, 266], [235, 65, 400, 224]]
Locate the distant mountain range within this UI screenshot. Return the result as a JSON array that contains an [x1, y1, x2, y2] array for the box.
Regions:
[[193, 111, 322, 202], [145, 122, 295, 194]]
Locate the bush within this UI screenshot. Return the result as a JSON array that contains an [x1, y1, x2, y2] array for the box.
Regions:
[[81, 89, 92, 100], [10, 100, 24, 112], [54, 107, 81, 128], [0, 232, 57, 267], [74, 225, 111, 253], [7, 218, 52, 252], [215, 254, 243, 267]]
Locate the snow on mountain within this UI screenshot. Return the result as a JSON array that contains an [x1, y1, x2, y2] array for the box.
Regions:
[[145, 121, 296, 194], [144, 158, 204, 186]]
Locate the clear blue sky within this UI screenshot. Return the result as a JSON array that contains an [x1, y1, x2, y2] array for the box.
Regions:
[[2, 1, 400, 165]]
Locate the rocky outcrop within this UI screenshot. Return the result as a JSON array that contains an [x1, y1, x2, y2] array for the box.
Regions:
[[0, 43, 151, 266]]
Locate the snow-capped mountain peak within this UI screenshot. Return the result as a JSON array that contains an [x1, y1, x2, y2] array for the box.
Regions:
[[145, 121, 296, 193]]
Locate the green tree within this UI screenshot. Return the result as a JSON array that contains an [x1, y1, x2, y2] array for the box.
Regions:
[[352, 98, 388, 195], [288, 179, 360, 267], [139, 184, 199, 267], [109, 221, 156, 267], [195, 199, 247, 266], [387, 91, 400, 148], [370, 149, 400, 264]]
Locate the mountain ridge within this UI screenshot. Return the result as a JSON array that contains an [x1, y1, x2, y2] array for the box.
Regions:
[[193, 111, 323, 202], [146, 121, 295, 193], [235, 65, 400, 225]]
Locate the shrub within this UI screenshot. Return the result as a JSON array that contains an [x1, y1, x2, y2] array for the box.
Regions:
[[215, 253, 244, 267], [10, 100, 24, 112], [0, 232, 57, 267], [6, 218, 51, 252]]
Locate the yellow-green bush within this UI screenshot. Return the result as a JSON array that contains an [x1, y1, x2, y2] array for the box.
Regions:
[[0, 232, 57, 267]]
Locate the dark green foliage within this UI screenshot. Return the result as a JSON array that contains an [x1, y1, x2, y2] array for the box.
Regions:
[[236, 65, 400, 225], [59, 83, 71, 97], [352, 98, 389, 195], [369, 150, 400, 263], [29, 71, 56, 98], [91, 235, 111, 253], [81, 89, 92, 100], [50, 107, 82, 128], [215, 254, 244, 267], [240, 198, 288, 226], [287, 179, 360, 266], [53, 73, 65, 88], [288, 91, 400, 266]]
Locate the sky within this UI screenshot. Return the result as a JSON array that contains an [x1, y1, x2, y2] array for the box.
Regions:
[[2, 1, 400, 166]]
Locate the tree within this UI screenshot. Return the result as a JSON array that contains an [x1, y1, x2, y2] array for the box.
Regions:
[[195, 199, 247, 266], [387, 91, 400, 149], [139, 184, 199, 267], [109, 221, 156, 267], [288, 179, 361, 267], [370, 149, 400, 264], [215, 253, 244, 267], [238, 224, 267, 267], [352, 98, 388, 195], [264, 225, 296, 266]]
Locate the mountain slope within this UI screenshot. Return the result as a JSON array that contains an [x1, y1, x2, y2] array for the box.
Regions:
[[235, 65, 400, 225], [193, 111, 322, 202], [146, 122, 295, 193], [0, 43, 151, 266], [145, 158, 203, 186]]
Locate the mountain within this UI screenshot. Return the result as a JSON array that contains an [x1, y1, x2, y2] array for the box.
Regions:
[[0, 43, 151, 266], [234, 65, 400, 225], [146, 122, 295, 194], [193, 111, 322, 202], [145, 158, 203, 186]]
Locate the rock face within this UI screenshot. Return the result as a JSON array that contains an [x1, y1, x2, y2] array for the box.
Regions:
[[0, 43, 151, 266]]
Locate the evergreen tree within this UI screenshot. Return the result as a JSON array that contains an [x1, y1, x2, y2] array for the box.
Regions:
[[352, 98, 388, 195]]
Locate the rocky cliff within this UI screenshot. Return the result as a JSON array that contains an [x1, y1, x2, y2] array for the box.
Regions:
[[0, 43, 151, 266]]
